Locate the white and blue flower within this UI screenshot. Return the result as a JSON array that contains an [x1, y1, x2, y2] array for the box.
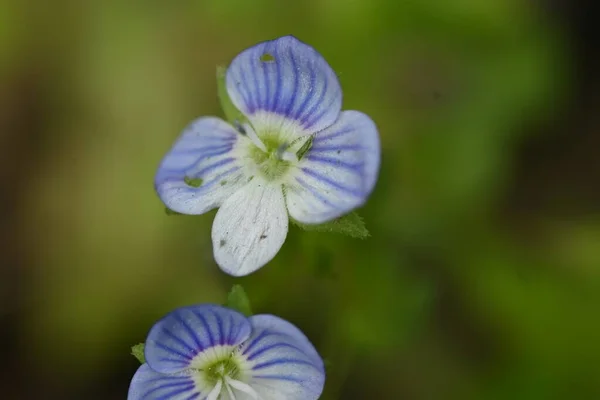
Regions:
[[128, 304, 325, 400], [155, 35, 380, 276]]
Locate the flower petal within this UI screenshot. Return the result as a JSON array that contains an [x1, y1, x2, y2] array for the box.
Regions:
[[128, 364, 200, 400], [248, 315, 324, 372], [145, 304, 252, 374], [155, 117, 251, 215], [238, 315, 325, 400], [211, 176, 288, 276], [226, 35, 342, 136], [284, 110, 380, 224]]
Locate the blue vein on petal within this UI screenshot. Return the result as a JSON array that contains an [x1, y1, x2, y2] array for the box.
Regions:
[[247, 341, 304, 362], [242, 330, 270, 355], [283, 47, 299, 117], [158, 357, 193, 365], [313, 127, 354, 143], [261, 47, 271, 113], [252, 374, 305, 383], [147, 375, 192, 385], [301, 168, 364, 197], [252, 358, 317, 370], [300, 63, 327, 127], [251, 49, 262, 111], [305, 155, 364, 175], [212, 310, 225, 346], [163, 168, 241, 194], [305, 87, 341, 129], [155, 341, 193, 360], [182, 393, 200, 400], [162, 143, 234, 173], [239, 62, 255, 113], [175, 312, 204, 351], [193, 157, 234, 176], [194, 310, 216, 347], [145, 385, 196, 400], [162, 327, 196, 355], [227, 314, 242, 345], [294, 61, 316, 122], [309, 144, 364, 153], [272, 48, 283, 112], [174, 144, 234, 157], [295, 177, 339, 208]]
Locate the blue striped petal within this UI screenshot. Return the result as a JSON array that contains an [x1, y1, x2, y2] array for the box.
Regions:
[[145, 305, 252, 374], [226, 35, 342, 136], [240, 315, 325, 400], [284, 110, 380, 224], [155, 117, 252, 215], [128, 364, 201, 400]]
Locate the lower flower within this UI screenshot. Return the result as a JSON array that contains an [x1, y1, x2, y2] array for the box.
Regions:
[[128, 304, 325, 400]]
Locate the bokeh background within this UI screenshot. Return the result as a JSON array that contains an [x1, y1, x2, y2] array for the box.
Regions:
[[1, 0, 599, 398]]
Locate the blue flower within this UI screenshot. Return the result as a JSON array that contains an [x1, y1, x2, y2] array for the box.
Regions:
[[155, 35, 380, 276], [128, 304, 325, 400]]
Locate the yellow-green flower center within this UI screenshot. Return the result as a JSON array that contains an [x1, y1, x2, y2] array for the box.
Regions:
[[199, 356, 241, 386], [249, 133, 292, 181]]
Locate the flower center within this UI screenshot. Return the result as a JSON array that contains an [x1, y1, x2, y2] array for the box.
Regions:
[[201, 357, 241, 386], [249, 134, 294, 181]]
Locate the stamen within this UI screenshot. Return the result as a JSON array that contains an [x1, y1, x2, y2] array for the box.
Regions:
[[280, 151, 299, 163], [225, 379, 238, 400], [245, 125, 267, 152], [225, 376, 262, 399], [206, 378, 223, 400]]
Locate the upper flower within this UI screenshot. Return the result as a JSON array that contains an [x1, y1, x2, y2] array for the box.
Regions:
[[155, 35, 380, 276], [128, 304, 325, 400]]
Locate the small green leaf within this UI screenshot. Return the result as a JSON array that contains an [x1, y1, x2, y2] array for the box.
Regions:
[[131, 343, 146, 364], [164, 207, 183, 216], [225, 284, 253, 317], [291, 212, 370, 239], [184, 176, 203, 187], [296, 135, 313, 160], [217, 65, 249, 127]]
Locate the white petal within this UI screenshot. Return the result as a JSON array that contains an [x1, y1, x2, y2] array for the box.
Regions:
[[284, 110, 380, 224], [155, 117, 252, 215], [211, 177, 288, 276]]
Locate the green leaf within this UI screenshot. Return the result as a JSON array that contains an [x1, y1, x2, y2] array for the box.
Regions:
[[292, 212, 370, 239], [225, 284, 253, 317], [217, 65, 249, 126], [131, 343, 145, 364]]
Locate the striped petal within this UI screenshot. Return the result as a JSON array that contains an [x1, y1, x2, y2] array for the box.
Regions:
[[239, 315, 325, 400], [211, 176, 288, 276], [128, 364, 200, 400], [284, 110, 380, 224], [155, 117, 251, 215], [145, 305, 252, 374], [226, 35, 342, 137]]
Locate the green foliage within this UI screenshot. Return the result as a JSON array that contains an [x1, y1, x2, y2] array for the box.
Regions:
[[216, 66, 249, 127], [225, 284, 253, 317], [131, 343, 145, 364], [292, 212, 370, 239]]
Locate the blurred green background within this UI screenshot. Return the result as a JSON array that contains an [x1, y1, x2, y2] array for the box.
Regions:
[[1, 0, 599, 399]]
